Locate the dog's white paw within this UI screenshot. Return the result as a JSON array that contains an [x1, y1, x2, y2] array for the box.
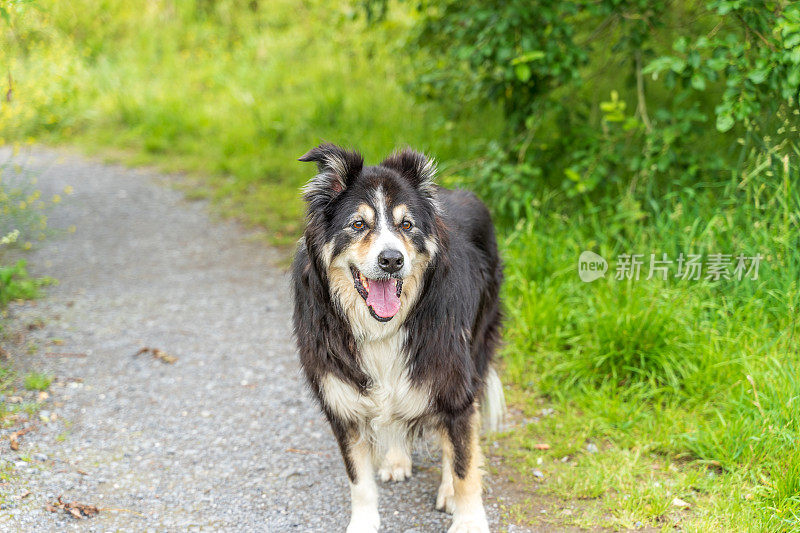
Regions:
[[378, 449, 412, 482], [346, 510, 380, 533], [447, 514, 490, 533], [436, 480, 456, 514]]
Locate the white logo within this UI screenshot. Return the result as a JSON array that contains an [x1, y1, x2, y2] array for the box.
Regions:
[[578, 251, 607, 282]]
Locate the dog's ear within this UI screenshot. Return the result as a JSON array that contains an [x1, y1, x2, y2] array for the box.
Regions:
[[380, 148, 437, 199], [299, 144, 363, 207]]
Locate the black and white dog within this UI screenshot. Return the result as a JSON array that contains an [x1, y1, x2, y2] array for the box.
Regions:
[[292, 144, 504, 533]]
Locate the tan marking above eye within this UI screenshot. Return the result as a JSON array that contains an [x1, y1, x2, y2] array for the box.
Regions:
[[357, 203, 376, 227], [392, 204, 409, 225]]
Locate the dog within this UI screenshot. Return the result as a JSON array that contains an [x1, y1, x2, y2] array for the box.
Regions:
[[291, 144, 504, 533]]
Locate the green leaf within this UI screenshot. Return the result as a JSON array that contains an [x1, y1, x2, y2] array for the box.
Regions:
[[669, 57, 687, 73], [691, 73, 706, 91], [716, 113, 735, 132], [643, 57, 672, 76], [707, 56, 728, 70], [511, 51, 545, 65], [716, 2, 733, 15], [688, 51, 701, 69], [564, 168, 581, 182], [514, 63, 532, 82], [788, 66, 800, 87], [748, 69, 769, 84]]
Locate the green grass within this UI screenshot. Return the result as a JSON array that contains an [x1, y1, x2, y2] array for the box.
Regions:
[[495, 161, 800, 530], [23, 371, 51, 391], [0, 261, 49, 308], [0, 366, 45, 430], [0, 0, 501, 246], [2, 1, 800, 531]]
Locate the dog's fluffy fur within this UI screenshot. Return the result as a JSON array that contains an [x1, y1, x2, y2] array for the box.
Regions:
[[292, 144, 504, 532]]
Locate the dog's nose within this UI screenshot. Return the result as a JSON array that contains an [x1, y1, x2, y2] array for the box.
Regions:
[[378, 249, 404, 273]]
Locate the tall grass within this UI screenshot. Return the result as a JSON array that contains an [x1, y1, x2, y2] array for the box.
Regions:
[[0, 0, 501, 244], [495, 137, 800, 529]]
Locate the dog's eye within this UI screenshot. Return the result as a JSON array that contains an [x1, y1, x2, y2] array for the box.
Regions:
[[401, 220, 413, 231], [352, 220, 366, 230]]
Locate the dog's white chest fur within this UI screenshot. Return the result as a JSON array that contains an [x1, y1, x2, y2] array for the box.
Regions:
[[320, 327, 430, 436]]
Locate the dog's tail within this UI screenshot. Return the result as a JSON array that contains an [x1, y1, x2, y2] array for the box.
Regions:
[[480, 366, 506, 433]]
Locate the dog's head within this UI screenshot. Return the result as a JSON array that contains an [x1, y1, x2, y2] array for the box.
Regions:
[[299, 143, 440, 326]]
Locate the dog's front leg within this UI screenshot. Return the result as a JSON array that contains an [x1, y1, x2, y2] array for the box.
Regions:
[[346, 434, 380, 532], [347, 434, 379, 532], [327, 414, 380, 532], [443, 406, 489, 533]]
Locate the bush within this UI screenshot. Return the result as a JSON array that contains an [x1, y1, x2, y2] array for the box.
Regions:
[[389, 0, 800, 221]]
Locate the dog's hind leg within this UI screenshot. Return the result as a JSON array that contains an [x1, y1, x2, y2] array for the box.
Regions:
[[443, 406, 489, 533]]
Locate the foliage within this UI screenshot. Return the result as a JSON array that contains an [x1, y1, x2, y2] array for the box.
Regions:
[[396, 0, 800, 219], [0, 0, 35, 26], [0, 0, 501, 245], [644, 1, 800, 135], [0, 260, 48, 307]]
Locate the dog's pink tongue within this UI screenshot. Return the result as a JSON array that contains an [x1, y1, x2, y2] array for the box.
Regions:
[[366, 279, 401, 318]]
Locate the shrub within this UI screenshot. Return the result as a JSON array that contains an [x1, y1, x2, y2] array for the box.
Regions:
[[378, 0, 800, 222]]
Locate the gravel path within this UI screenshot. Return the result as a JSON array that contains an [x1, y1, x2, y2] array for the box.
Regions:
[[0, 148, 515, 532]]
